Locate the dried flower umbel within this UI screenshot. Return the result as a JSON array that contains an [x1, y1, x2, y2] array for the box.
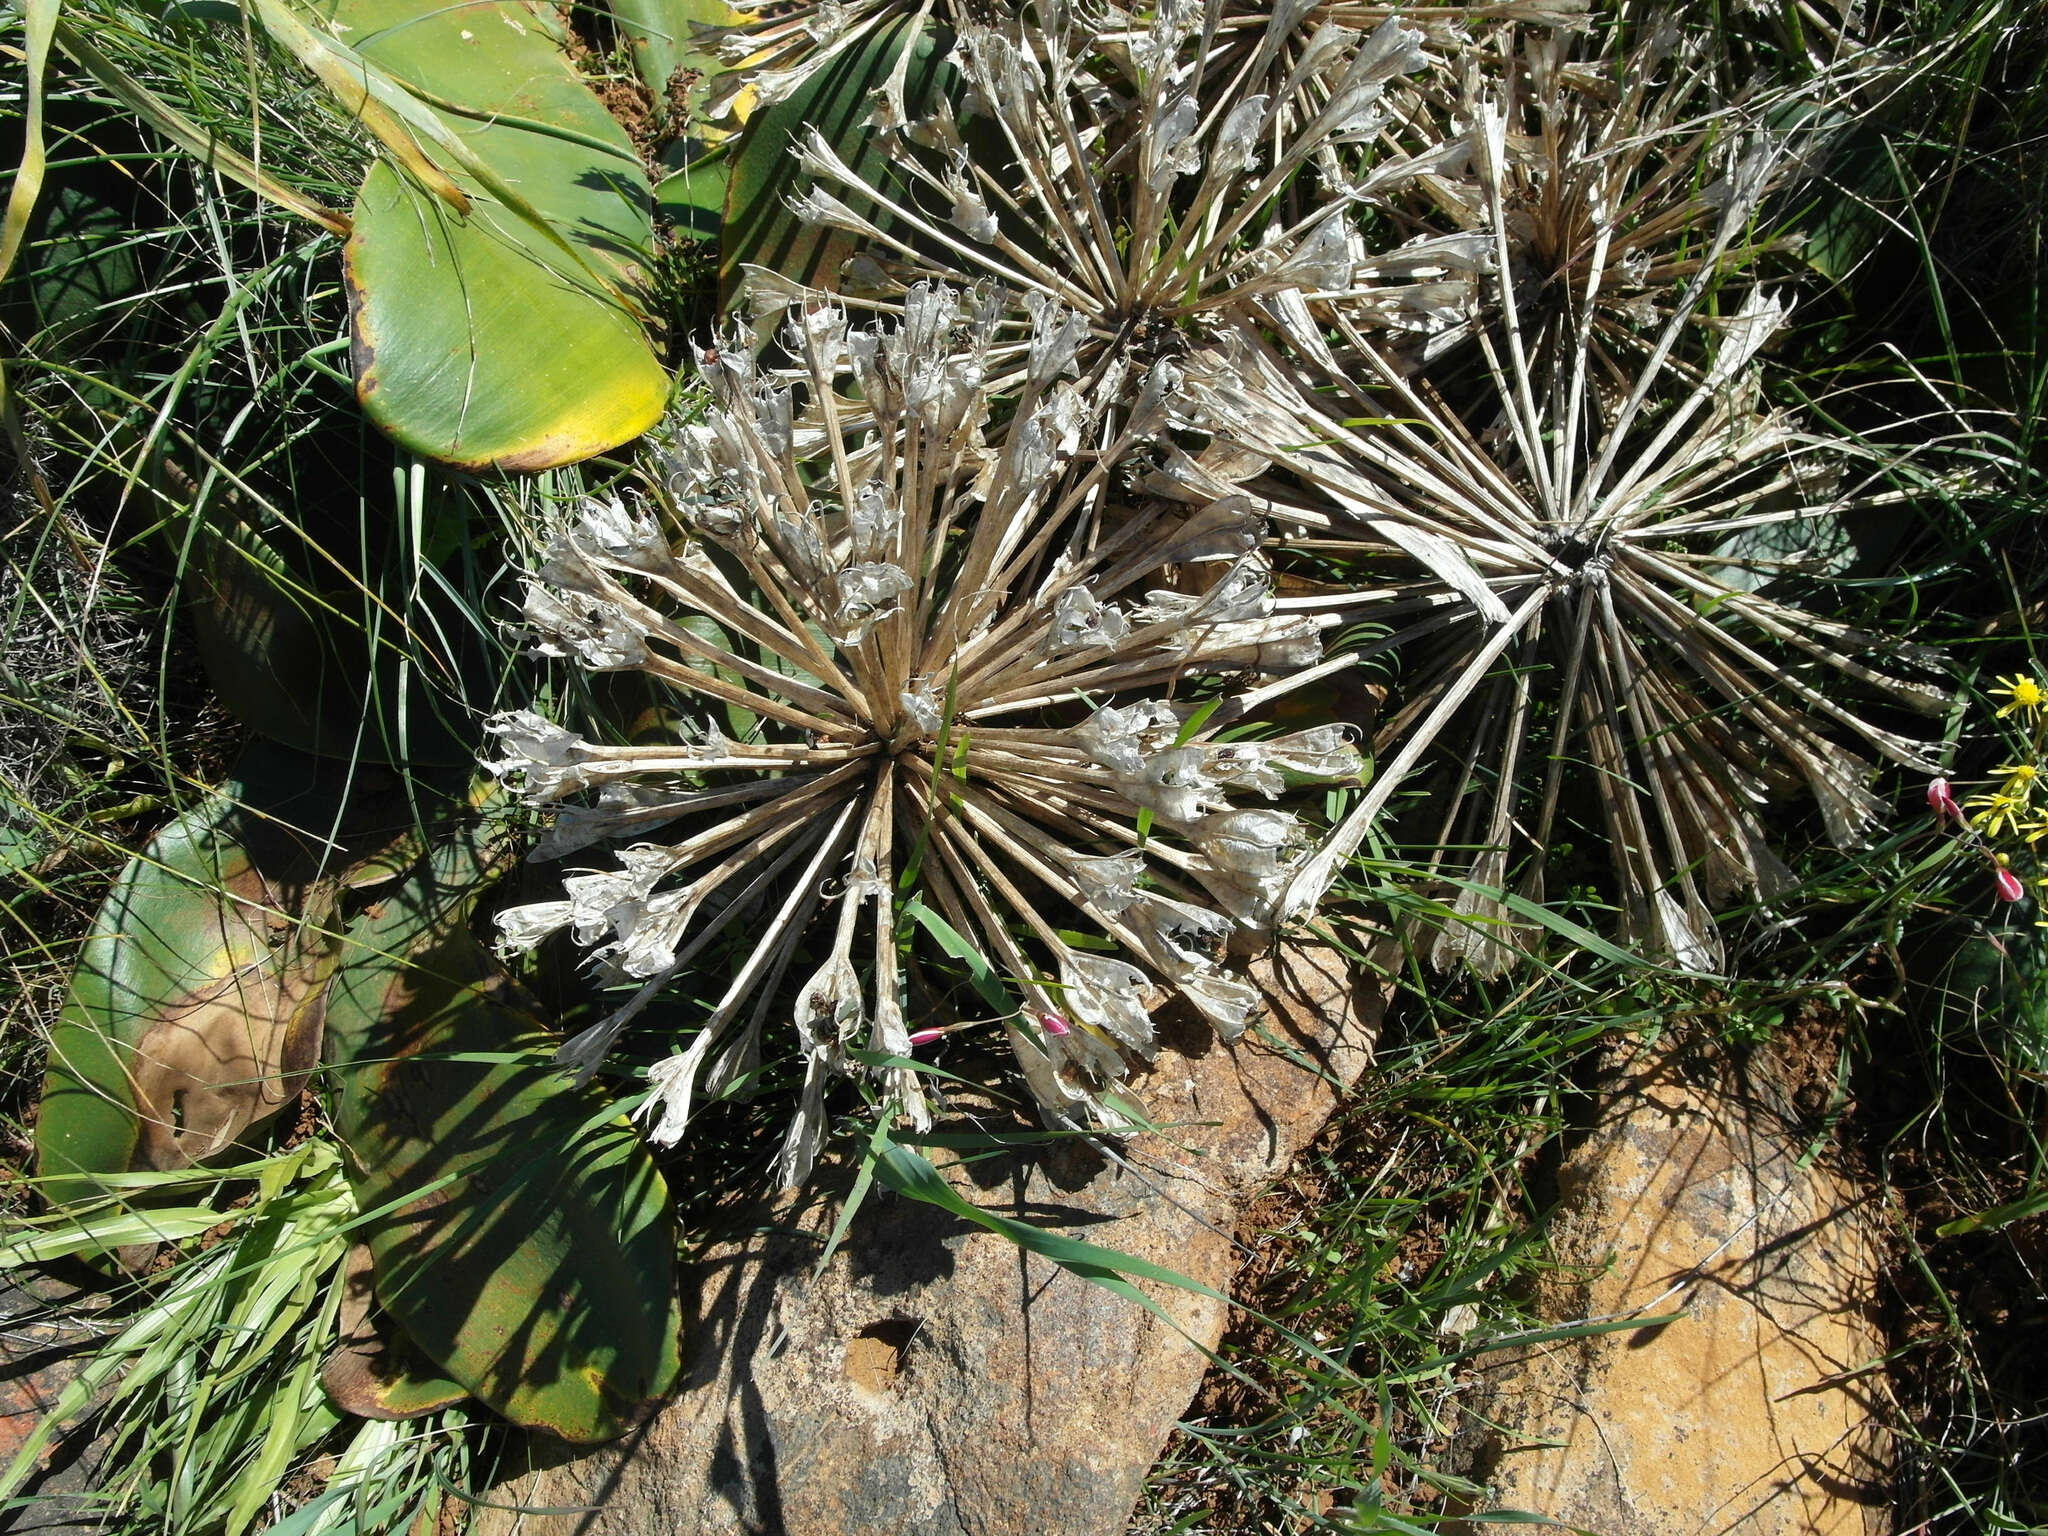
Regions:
[[489, 289, 1359, 1182], [1154, 8, 1948, 974], [1182, 262, 1953, 973], [1379, 10, 1848, 374], [738, 6, 1497, 424]]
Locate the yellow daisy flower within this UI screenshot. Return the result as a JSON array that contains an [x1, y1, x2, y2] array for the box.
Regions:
[[1967, 791, 2030, 839], [1999, 762, 2041, 797], [1993, 673, 2048, 721]]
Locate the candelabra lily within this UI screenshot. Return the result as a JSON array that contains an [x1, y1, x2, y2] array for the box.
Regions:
[[1380, 10, 1863, 376], [488, 288, 1359, 1182], [1176, 216, 1954, 975], [736, 5, 1496, 429]]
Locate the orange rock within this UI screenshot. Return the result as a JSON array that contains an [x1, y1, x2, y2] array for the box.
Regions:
[[1462, 1038, 1891, 1536], [473, 939, 1394, 1536]]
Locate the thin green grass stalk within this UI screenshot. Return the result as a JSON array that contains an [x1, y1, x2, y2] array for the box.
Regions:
[[0, 1142, 474, 1536], [1134, 886, 1652, 1532]]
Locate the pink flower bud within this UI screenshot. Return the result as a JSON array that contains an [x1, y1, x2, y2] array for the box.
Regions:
[[907, 1027, 946, 1047], [1994, 866, 2025, 902], [1928, 778, 1962, 823], [1039, 1011, 1071, 1037]]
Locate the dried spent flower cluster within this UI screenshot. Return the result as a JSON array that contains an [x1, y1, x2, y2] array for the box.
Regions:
[[489, 289, 1359, 1182], [489, 0, 1968, 1164]]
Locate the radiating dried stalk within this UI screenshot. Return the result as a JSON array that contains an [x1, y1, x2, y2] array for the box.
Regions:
[[736, 4, 1501, 428], [489, 290, 1358, 1180], [498, 0, 1972, 1162], [1179, 262, 1958, 972], [1382, 10, 1881, 382]]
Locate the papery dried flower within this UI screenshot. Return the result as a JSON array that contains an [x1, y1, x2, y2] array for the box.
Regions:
[[1182, 254, 1953, 975], [733, 7, 1461, 435], [490, 292, 1357, 1184], [1377, 11, 1860, 375]]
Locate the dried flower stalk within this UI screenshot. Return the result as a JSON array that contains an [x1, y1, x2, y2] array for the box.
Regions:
[[1182, 273, 1954, 973], [737, 6, 1505, 424], [489, 289, 1358, 1180]]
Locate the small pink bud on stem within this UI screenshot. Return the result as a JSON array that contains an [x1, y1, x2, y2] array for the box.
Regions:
[[907, 1027, 947, 1047], [1928, 778, 1962, 823], [1038, 1012, 1071, 1037], [1994, 865, 2025, 902]]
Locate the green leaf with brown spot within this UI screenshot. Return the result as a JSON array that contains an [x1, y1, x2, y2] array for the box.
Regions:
[[320, 1244, 471, 1419], [34, 746, 426, 1216], [321, 823, 682, 1443]]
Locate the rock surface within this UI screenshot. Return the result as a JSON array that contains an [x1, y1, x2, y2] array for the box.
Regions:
[[475, 940, 1394, 1536], [1458, 1036, 1892, 1536], [0, 1275, 119, 1535]]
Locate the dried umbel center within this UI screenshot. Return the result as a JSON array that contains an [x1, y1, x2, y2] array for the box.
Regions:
[[740, 7, 1492, 427], [488, 286, 1359, 1182], [1181, 278, 1952, 975]]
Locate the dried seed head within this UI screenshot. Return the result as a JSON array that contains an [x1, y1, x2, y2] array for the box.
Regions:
[[492, 303, 1358, 1180], [1211, 268, 1948, 974]]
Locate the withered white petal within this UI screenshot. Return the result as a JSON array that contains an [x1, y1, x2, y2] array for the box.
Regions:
[[492, 302, 1353, 1169]]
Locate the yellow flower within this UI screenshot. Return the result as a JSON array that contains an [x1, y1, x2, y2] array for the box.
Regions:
[[1999, 762, 2041, 797], [1993, 673, 2048, 720], [1967, 791, 2029, 838]]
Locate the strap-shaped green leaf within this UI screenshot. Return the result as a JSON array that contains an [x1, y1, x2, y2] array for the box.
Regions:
[[322, 823, 683, 1442], [720, 12, 959, 303], [262, 0, 671, 468], [605, 0, 739, 112]]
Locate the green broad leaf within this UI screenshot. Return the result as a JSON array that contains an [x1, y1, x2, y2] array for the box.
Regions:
[[322, 822, 682, 1443], [346, 158, 668, 471], [0, 824, 42, 879], [1706, 506, 1857, 593], [720, 12, 960, 303], [33, 744, 422, 1213], [1775, 102, 1893, 286], [320, 1245, 470, 1422], [308, 0, 653, 289], [1912, 923, 2048, 1078], [334, 1350, 471, 1419], [605, 0, 739, 113], [293, 0, 669, 469], [9, 177, 144, 344]]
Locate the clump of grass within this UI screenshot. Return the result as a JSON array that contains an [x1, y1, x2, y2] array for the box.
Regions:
[[1134, 889, 1642, 1533], [0, 1141, 476, 1534], [1, 9, 530, 1530]]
